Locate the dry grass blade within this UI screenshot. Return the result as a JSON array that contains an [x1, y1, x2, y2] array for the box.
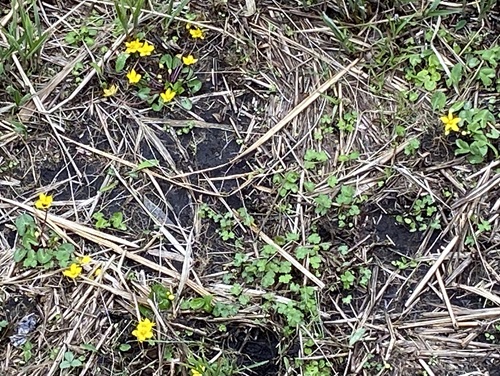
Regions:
[[405, 236, 459, 308], [233, 58, 360, 161]]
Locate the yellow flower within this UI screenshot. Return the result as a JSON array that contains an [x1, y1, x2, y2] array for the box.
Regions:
[[189, 27, 205, 39], [94, 268, 102, 276], [191, 366, 206, 376], [62, 263, 82, 279], [35, 193, 53, 210], [182, 55, 198, 66], [160, 88, 176, 103], [127, 69, 142, 84], [138, 41, 155, 57], [103, 84, 118, 97], [167, 292, 175, 301], [132, 318, 155, 343], [79, 255, 92, 264], [440, 111, 461, 135], [125, 39, 143, 54]]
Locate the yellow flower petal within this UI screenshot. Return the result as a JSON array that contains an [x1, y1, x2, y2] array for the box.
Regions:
[[138, 41, 155, 57], [35, 193, 53, 210], [440, 110, 461, 135], [79, 255, 92, 265], [127, 69, 142, 84], [125, 39, 143, 54], [189, 27, 205, 39], [160, 88, 176, 103], [103, 84, 118, 97], [62, 263, 82, 279], [182, 55, 198, 66], [132, 318, 155, 342]]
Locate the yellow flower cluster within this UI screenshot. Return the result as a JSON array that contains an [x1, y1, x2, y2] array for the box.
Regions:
[[62, 255, 93, 279], [132, 318, 155, 342], [35, 193, 53, 210], [104, 36, 200, 106], [125, 39, 155, 56], [104, 39, 157, 96]]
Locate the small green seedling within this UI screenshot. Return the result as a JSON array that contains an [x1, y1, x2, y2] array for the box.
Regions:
[[92, 211, 127, 230], [59, 351, 84, 370]]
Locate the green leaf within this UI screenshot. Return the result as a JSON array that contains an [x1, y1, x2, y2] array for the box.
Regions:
[[408, 54, 421, 67], [71, 358, 83, 367], [424, 78, 437, 91], [65, 32, 77, 44], [455, 139, 469, 154], [342, 294, 352, 304], [115, 53, 129, 73], [451, 63, 462, 83], [261, 270, 275, 287], [160, 54, 173, 68], [90, 62, 102, 76], [479, 67, 495, 86], [92, 212, 110, 229], [119, 343, 131, 351], [486, 127, 499, 140], [84, 37, 95, 46], [467, 56, 480, 68], [15, 214, 34, 236], [137, 87, 151, 100], [349, 327, 366, 346], [188, 79, 202, 93], [189, 297, 207, 310], [450, 101, 465, 113], [110, 212, 126, 230], [136, 159, 159, 171], [80, 343, 98, 352], [23, 250, 37, 267], [303, 181, 315, 192], [470, 141, 488, 157], [304, 161, 315, 169], [57, 243, 75, 255], [430, 91, 446, 111], [327, 175, 338, 188], [307, 233, 321, 244], [279, 274, 292, 284], [151, 102, 163, 112], [179, 97, 193, 110], [278, 261, 292, 274], [60, 361, 71, 369], [295, 246, 309, 260], [310, 255, 322, 269], [13, 248, 27, 262], [468, 154, 484, 164], [474, 109, 495, 127], [36, 249, 53, 264]]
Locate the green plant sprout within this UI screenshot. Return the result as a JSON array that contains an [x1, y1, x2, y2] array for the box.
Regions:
[[396, 194, 440, 232], [13, 214, 76, 269], [92, 211, 127, 230], [454, 105, 499, 164]]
